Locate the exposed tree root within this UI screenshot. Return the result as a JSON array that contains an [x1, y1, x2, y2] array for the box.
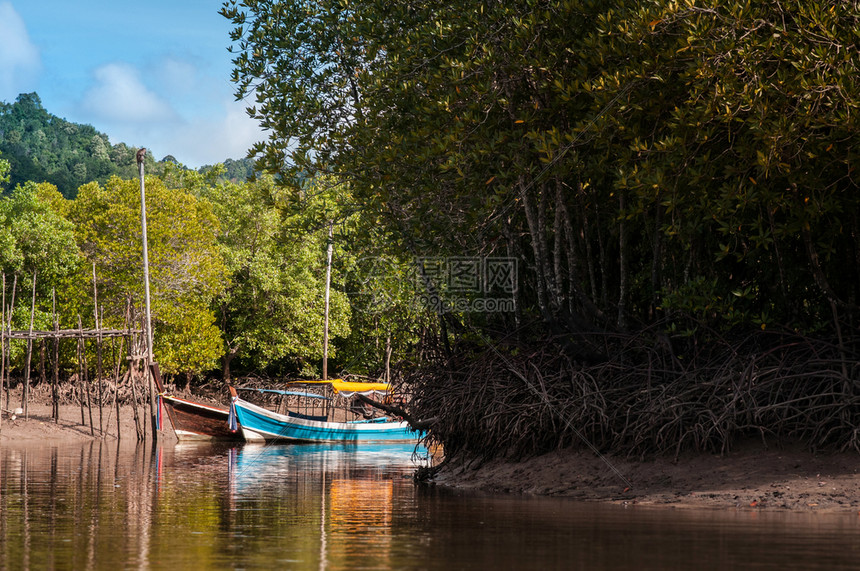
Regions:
[[405, 327, 860, 462]]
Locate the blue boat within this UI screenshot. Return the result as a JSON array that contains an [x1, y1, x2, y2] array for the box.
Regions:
[[227, 381, 423, 443]]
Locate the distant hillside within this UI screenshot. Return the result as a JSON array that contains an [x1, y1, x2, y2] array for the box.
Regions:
[[198, 158, 257, 183], [0, 93, 256, 198]]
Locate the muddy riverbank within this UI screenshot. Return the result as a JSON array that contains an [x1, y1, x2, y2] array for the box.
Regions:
[[431, 441, 860, 512]]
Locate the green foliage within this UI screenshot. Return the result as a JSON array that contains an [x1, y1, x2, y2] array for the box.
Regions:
[[0, 181, 80, 318], [223, 0, 860, 343], [580, 0, 860, 331], [0, 180, 80, 371], [0, 152, 9, 190], [198, 174, 352, 378], [69, 176, 227, 375]]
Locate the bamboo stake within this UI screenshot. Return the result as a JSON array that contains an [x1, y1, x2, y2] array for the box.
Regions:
[[140, 363, 148, 441], [97, 311, 105, 436], [125, 300, 142, 440], [52, 288, 59, 422], [5, 273, 16, 411], [111, 335, 122, 439], [112, 312, 131, 440], [79, 315, 94, 436], [39, 340, 45, 386], [23, 272, 36, 418], [129, 357, 142, 440], [77, 323, 85, 426], [93, 264, 104, 434], [53, 331, 59, 422], [136, 325, 148, 442]]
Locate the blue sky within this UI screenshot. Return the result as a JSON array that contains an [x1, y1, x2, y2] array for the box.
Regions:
[[0, 1, 264, 168]]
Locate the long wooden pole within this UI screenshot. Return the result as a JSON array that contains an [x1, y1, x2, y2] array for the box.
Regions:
[[137, 150, 158, 440], [322, 221, 333, 381]]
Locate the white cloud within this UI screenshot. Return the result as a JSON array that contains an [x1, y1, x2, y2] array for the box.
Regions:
[[0, 2, 40, 101], [155, 57, 200, 96], [154, 99, 263, 167], [71, 57, 264, 167], [80, 63, 176, 123]]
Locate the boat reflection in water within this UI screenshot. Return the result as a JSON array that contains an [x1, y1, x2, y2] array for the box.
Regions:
[[227, 442, 429, 569], [228, 441, 429, 493]]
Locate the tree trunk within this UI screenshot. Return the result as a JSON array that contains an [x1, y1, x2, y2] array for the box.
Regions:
[[384, 332, 392, 383], [223, 346, 240, 383], [504, 226, 523, 335], [593, 195, 609, 307], [538, 182, 559, 312], [580, 193, 599, 304], [522, 179, 550, 319], [801, 219, 858, 311], [553, 181, 566, 313], [766, 202, 787, 302], [617, 191, 628, 330], [558, 181, 604, 327], [651, 201, 663, 318]]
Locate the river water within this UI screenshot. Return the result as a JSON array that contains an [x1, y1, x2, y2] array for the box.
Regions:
[[0, 440, 858, 570]]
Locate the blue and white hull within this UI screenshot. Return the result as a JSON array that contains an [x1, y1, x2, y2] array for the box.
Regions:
[[231, 396, 422, 443]]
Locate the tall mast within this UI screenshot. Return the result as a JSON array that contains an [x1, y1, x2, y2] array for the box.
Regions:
[[322, 221, 333, 380], [137, 148, 154, 365], [137, 148, 158, 439]]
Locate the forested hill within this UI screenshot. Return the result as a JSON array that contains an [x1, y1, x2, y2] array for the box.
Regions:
[[0, 92, 254, 198]]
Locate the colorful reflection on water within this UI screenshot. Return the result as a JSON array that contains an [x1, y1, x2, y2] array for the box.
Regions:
[[0, 440, 858, 570]]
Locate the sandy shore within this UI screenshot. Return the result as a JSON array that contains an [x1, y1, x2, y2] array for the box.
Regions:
[[0, 401, 177, 444], [4, 397, 859, 512]]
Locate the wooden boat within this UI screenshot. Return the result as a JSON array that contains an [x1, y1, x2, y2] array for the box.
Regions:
[[159, 393, 242, 441], [227, 380, 422, 443], [152, 363, 242, 441]]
